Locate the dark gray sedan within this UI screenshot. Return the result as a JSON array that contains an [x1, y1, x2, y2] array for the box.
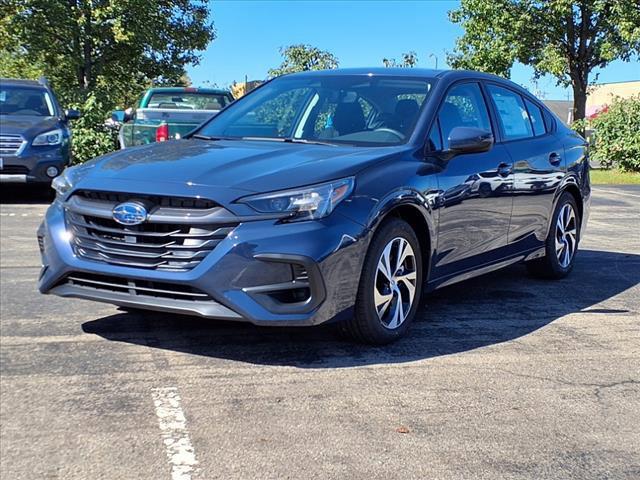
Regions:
[[38, 68, 590, 344]]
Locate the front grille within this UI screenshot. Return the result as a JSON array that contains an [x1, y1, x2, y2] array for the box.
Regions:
[[63, 272, 213, 302], [76, 190, 218, 209], [0, 165, 30, 175], [67, 211, 236, 271], [0, 135, 25, 156], [64, 192, 238, 272]]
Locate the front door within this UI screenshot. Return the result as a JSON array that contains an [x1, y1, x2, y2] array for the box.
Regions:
[[429, 82, 514, 280]]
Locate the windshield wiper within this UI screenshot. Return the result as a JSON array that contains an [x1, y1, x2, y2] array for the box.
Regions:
[[237, 136, 337, 146], [238, 136, 286, 142], [283, 138, 339, 147], [193, 134, 342, 147], [190, 134, 223, 141]]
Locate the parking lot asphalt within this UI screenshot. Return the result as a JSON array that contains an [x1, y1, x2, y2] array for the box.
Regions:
[[1, 184, 639, 480]]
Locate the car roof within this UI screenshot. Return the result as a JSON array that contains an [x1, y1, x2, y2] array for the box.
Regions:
[[283, 68, 538, 99], [285, 67, 506, 80], [286, 67, 445, 78], [0, 78, 48, 89]]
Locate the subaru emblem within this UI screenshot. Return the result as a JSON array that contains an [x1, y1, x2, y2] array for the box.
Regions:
[[112, 202, 148, 226]]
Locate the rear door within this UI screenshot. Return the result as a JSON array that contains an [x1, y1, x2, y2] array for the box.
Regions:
[[484, 84, 565, 251], [431, 82, 514, 279]]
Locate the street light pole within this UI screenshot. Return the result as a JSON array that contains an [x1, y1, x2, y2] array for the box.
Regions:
[[429, 53, 438, 70]]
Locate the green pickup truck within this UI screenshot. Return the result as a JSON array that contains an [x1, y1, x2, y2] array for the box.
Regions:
[[111, 87, 234, 149]]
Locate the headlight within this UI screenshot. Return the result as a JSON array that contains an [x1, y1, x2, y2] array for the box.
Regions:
[[239, 177, 354, 221], [33, 129, 63, 146], [51, 169, 72, 198], [50, 161, 96, 200]]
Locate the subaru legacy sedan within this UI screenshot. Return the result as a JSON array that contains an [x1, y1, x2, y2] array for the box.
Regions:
[[38, 69, 590, 344]]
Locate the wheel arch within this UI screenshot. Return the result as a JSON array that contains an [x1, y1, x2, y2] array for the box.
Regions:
[[368, 193, 436, 283], [563, 183, 583, 227], [552, 176, 584, 229]]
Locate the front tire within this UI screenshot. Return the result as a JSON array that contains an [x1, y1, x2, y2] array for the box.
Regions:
[[526, 192, 580, 279], [341, 218, 423, 344]]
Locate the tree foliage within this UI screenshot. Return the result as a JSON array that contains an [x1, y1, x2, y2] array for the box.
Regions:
[[0, 0, 215, 162], [448, 0, 640, 120], [268, 44, 338, 77], [382, 51, 418, 68], [575, 95, 640, 172]]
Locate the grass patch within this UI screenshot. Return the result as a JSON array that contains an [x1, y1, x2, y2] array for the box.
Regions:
[[590, 169, 640, 185]]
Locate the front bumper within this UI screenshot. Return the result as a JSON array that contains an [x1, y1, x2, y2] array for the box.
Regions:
[[38, 200, 369, 326], [0, 145, 69, 183]]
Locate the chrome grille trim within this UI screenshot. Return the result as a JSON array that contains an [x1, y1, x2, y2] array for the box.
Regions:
[[0, 165, 30, 175], [65, 193, 239, 272], [66, 275, 210, 299], [66, 195, 239, 224], [0, 135, 27, 156], [52, 272, 243, 319]]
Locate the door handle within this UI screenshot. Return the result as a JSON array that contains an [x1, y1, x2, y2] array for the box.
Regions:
[[497, 162, 513, 177], [549, 152, 562, 166]]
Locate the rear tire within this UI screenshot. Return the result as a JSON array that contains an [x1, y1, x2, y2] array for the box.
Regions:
[[526, 192, 580, 279], [340, 218, 423, 344]]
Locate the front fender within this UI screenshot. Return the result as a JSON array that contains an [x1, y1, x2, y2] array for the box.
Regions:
[[359, 187, 438, 283]]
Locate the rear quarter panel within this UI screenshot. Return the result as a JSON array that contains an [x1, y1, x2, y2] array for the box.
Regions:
[[563, 128, 591, 232]]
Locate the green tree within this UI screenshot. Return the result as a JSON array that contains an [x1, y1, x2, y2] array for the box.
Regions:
[[383, 51, 418, 68], [1, 0, 215, 162], [1, 0, 213, 99], [268, 44, 338, 77], [448, 0, 640, 121]]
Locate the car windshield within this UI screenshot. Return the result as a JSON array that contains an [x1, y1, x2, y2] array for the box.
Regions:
[[147, 92, 230, 110], [0, 86, 55, 116], [196, 75, 433, 146]]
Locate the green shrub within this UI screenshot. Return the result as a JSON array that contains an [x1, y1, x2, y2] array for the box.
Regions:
[[68, 93, 119, 164], [584, 95, 640, 172]]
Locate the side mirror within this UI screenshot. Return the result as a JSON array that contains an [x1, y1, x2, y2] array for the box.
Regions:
[[65, 109, 81, 120], [111, 110, 126, 123], [448, 127, 493, 154], [111, 108, 134, 123]]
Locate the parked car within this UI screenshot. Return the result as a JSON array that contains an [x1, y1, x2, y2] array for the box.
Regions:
[[0, 78, 80, 185], [112, 87, 234, 148], [38, 68, 590, 344]]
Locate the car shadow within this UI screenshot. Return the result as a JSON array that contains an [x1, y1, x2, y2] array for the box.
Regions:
[[82, 249, 639, 368], [0, 184, 54, 205]]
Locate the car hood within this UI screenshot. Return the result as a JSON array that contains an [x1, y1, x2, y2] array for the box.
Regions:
[[0, 115, 60, 137], [75, 139, 403, 204]]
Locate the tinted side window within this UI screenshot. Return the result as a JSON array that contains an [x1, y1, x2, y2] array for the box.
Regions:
[[543, 108, 556, 132], [524, 98, 546, 136], [438, 82, 491, 149], [487, 85, 533, 141]]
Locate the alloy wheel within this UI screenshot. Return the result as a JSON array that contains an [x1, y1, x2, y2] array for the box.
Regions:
[[555, 203, 577, 268], [374, 237, 418, 329]]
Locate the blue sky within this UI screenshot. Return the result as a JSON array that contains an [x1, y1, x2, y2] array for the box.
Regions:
[[186, 0, 640, 100]]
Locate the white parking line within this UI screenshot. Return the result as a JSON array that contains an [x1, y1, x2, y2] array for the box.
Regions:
[[152, 387, 199, 480], [0, 212, 45, 217], [594, 187, 640, 199]]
